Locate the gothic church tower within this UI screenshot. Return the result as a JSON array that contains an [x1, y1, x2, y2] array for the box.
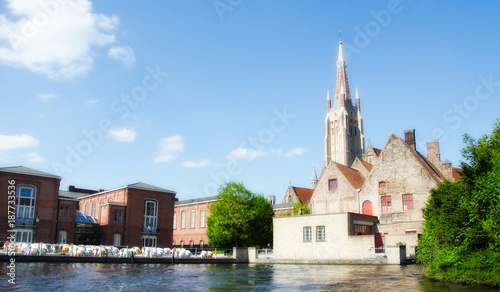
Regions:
[[324, 39, 365, 167]]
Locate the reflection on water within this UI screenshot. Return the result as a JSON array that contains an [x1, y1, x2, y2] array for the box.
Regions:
[[0, 262, 496, 291]]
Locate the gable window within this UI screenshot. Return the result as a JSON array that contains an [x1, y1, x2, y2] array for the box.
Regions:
[[200, 209, 205, 228], [402, 194, 414, 211], [144, 200, 158, 230], [16, 185, 36, 226], [381, 195, 392, 213], [303, 226, 312, 242], [328, 179, 338, 191], [190, 210, 195, 228], [316, 226, 325, 242]]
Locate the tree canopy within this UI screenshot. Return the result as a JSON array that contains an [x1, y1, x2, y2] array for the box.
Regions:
[[418, 120, 500, 287], [207, 181, 274, 248]]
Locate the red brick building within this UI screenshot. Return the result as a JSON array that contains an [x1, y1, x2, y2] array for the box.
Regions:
[[172, 196, 216, 248], [78, 183, 177, 247], [0, 166, 61, 244]]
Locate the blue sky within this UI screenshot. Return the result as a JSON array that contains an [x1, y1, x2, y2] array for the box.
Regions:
[[1, 0, 499, 202]]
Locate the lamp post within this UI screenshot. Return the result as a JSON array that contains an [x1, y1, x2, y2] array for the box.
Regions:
[[35, 216, 40, 242]]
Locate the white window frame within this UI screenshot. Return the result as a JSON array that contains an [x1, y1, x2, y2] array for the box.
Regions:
[[190, 210, 195, 228], [200, 209, 205, 228], [173, 212, 177, 229], [144, 200, 158, 229], [303, 226, 312, 242], [114, 234, 121, 246], [142, 235, 157, 247], [316, 226, 325, 242], [16, 185, 36, 221], [91, 202, 96, 217], [15, 229, 33, 243], [84, 203, 89, 215], [181, 211, 186, 229], [58, 231, 67, 243]]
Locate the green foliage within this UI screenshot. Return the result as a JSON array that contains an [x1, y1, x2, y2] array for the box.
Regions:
[[207, 181, 274, 249], [293, 201, 310, 215], [418, 119, 500, 287]]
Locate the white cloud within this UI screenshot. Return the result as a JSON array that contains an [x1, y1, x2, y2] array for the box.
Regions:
[[154, 135, 184, 163], [107, 128, 136, 142], [284, 147, 307, 157], [38, 92, 57, 102], [108, 46, 135, 67], [0, 0, 120, 79], [226, 147, 267, 161], [25, 152, 44, 163], [182, 159, 210, 168], [85, 99, 99, 106], [0, 134, 38, 150]]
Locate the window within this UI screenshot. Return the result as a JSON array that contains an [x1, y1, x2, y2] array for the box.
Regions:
[[405, 230, 417, 234], [362, 200, 373, 216], [114, 210, 123, 222], [379, 181, 386, 189], [59, 206, 70, 218], [381, 196, 392, 213], [142, 235, 157, 247], [328, 179, 338, 191], [190, 210, 195, 228], [84, 203, 89, 215], [316, 226, 325, 242], [200, 209, 205, 228], [15, 229, 33, 243], [114, 234, 121, 246], [303, 226, 312, 242], [402, 194, 414, 211], [181, 211, 186, 229], [16, 185, 36, 225], [173, 212, 177, 229], [354, 224, 373, 235], [144, 200, 158, 229], [58, 231, 67, 243], [190, 241, 194, 248], [200, 240, 204, 249], [91, 202, 96, 217]]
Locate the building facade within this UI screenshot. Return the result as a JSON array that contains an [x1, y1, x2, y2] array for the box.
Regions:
[[172, 196, 216, 248]]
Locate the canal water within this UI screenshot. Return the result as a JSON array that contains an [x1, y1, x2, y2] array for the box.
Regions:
[[0, 262, 496, 291]]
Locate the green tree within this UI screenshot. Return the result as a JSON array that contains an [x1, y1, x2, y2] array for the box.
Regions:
[[207, 181, 274, 248], [293, 201, 310, 215], [418, 119, 500, 287]]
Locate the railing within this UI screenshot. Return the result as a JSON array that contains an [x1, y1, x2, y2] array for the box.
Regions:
[[15, 217, 35, 226], [141, 226, 158, 233], [257, 248, 274, 259]]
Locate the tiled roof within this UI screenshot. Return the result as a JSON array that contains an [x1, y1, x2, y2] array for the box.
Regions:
[[452, 167, 462, 180], [273, 202, 293, 210], [175, 196, 217, 206], [127, 182, 176, 194], [292, 187, 314, 204], [334, 162, 366, 189], [373, 148, 382, 157], [0, 166, 60, 179], [358, 159, 373, 172]]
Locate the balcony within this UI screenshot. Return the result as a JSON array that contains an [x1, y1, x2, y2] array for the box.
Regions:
[[142, 226, 159, 234], [16, 217, 35, 227]]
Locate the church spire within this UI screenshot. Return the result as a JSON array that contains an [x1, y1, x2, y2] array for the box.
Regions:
[[334, 39, 353, 109], [310, 166, 318, 189], [355, 86, 361, 111]]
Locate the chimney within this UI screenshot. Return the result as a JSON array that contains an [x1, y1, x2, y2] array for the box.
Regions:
[[426, 139, 440, 165], [404, 129, 416, 150]]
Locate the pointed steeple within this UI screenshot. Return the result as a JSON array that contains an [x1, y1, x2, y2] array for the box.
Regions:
[[334, 39, 352, 109], [355, 86, 361, 111], [309, 166, 318, 189], [326, 88, 331, 111]]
